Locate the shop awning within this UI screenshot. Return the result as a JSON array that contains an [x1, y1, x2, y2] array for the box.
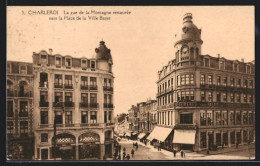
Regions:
[[125, 132, 131, 137], [138, 133, 146, 139], [147, 126, 173, 142], [172, 130, 196, 144]]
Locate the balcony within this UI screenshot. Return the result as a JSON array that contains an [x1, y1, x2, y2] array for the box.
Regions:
[[54, 83, 63, 88], [39, 101, 49, 107], [18, 92, 30, 97], [90, 103, 98, 108], [81, 85, 88, 90], [39, 82, 48, 88], [80, 102, 88, 108], [53, 102, 64, 108], [104, 103, 113, 108], [7, 90, 14, 97], [64, 102, 74, 107], [103, 86, 113, 92], [64, 84, 73, 89], [89, 85, 97, 90]]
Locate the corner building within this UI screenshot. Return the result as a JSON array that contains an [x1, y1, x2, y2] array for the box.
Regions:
[[33, 41, 115, 160], [154, 13, 255, 151]]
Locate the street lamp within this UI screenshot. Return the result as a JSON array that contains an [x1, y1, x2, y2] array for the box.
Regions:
[[53, 101, 64, 160]]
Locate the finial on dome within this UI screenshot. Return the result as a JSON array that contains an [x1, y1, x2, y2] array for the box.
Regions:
[[100, 40, 105, 45], [183, 13, 193, 24]]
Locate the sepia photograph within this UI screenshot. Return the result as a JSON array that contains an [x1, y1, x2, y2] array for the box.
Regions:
[[6, 6, 255, 161]]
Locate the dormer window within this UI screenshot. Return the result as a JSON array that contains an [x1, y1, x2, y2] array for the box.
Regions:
[[55, 57, 61, 66], [41, 54, 48, 64], [81, 59, 87, 69], [20, 65, 27, 74], [65, 57, 71, 67], [204, 58, 210, 67], [233, 63, 238, 72], [219, 60, 225, 70], [91, 61, 96, 69], [246, 65, 251, 74]]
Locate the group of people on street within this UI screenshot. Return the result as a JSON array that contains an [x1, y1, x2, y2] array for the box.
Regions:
[[110, 141, 136, 160], [173, 149, 185, 158], [133, 142, 139, 150]]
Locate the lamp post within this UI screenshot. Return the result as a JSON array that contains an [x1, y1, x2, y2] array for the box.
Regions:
[[53, 101, 64, 160]]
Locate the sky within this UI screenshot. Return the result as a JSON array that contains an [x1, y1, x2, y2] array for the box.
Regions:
[[7, 6, 254, 115]]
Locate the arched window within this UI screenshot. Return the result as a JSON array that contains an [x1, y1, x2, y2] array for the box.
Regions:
[[190, 47, 194, 60], [195, 48, 199, 59], [19, 81, 28, 97]]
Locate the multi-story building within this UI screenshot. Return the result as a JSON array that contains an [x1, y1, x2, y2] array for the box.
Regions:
[[150, 13, 255, 152], [128, 105, 139, 132], [33, 41, 115, 160], [7, 61, 34, 159]]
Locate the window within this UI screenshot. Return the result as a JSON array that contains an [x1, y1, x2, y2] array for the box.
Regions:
[[217, 92, 221, 102], [40, 111, 48, 124], [243, 94, 247, 103], [249, 95, 253, 103], [181, 75, 185, 85], [181, 91, 185, 101], [185, 74, 189, 85], [55, 57, 61, 66], [200, 110, 206, 126], [81, 59, 87, 68], [81, 76, 88, 89], [234, 63, 238, 72], [90, 93, 97, 104], [177, 75, 180, 86], [243, 130, 248, 143], [236, 93, 241, 103], [180, 113, 193, 124], [205, 58, 210, 67], [91, 61, 96, 69], [230, 111, 235, 125], [20, 66, 27, 74], [249, 80, 253, 88], [190, 91, 194, 101], [208, 75, 213, 85], [41, 55, 47, 64], [20, 121, 28, 136], [90, 111, 97, 123], [222, 111, 228, 125], [54, 92, 63, 103], [223, 77, 227, 86], [185, 91, 190, 101], [217, 76, 221, 86], [246, 65, 251, 73], [65, 111, 72, 124], [104, 111, 107, 123], [200, 75, 205, 85], [41, 133, 48, 142], [244, 79, 248, 88], [90, 77, 97, 89], [55, 111, 62, 124], [65, 75, 72, 88], [65, 92, 73, 103], [208, 92, 213, 102], [200, 132, 207, 148], [177, 92, 181, 101], [19, 101, 28, 117], [190, 74, 194, 84], [248, 112, 253, 124], [7, 122, 13, 135], [81, 111, 88, 123], [236, 111, 241, 125], [7, 101, 13, 117], [223, 93, 227, 102], [207, 110, 213, 126], [65, 58, 71, 67], [104, 78, 107, 87], [237, 79, 241, 87], [230, 78, 235, 87], [108, 79, 112, 87], [230, 131, 235, 144], [54, 74, 62, 88], [81, 93, 88, 103], [201, 91, 205, 101], [243, 111, 248, 125], [19, 81, 28, 96], [215, 111, 221, 125], [231, 93, 234, 102], [171, 78, 173, 86], [219, 61, 224, 70], [40, 91, 48, 102]]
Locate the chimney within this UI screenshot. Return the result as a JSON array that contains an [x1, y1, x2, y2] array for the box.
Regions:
[[49, 48, 53, 55], [217, 54, 220, 58], [241, 58, 244, 62]]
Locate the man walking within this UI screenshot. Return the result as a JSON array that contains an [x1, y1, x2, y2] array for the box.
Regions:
[[173, 149, 177, 157], [131, 149, 135, 158]]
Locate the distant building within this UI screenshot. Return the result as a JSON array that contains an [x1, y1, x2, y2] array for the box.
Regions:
[[128, 105, 139, 132], [32, 41, 115, 160], [150, 13, 255, 152], [7, 61, 34, 159]]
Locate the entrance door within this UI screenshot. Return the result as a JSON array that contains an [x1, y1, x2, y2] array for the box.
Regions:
[[208, 133, 214, 150], [105, 143, 112, 158], [41, 149, 48, 160]]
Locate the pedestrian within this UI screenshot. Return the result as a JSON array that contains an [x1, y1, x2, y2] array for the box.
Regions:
[[136, 143, 139, 150], [173, 149, 177, 157], [123, 151, 126, 160], [181, 150, 184, 158], [157, 144, 160, 151], [126, 154, 130, 160], [131, 149, 135, 158], [118, 154, 121, 160]]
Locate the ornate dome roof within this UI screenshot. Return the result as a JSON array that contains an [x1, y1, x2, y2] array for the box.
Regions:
[[95, 41, 113, 61], [176, 13, 202, 44]]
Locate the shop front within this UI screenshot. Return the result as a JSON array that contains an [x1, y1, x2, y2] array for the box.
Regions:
[[147, 126, 173, 149], [172, 129, 196, 151], [78, 132, 100, 160]]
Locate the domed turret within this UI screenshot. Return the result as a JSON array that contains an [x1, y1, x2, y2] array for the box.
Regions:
[[95, 41, 113, 61], [181, 13, 202, 42]]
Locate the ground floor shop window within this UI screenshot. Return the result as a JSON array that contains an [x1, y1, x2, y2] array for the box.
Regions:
[[249, 130, 254, 142], [223, 132, 228, 146], [216, 133, 221, 146], [200, 132, 206, 148], [79, 144, 100, 159], [41, 149, 48, 160], [243, 130, 248, 143], [236, 132, 241, 144], [230, 131, 235, 145]]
